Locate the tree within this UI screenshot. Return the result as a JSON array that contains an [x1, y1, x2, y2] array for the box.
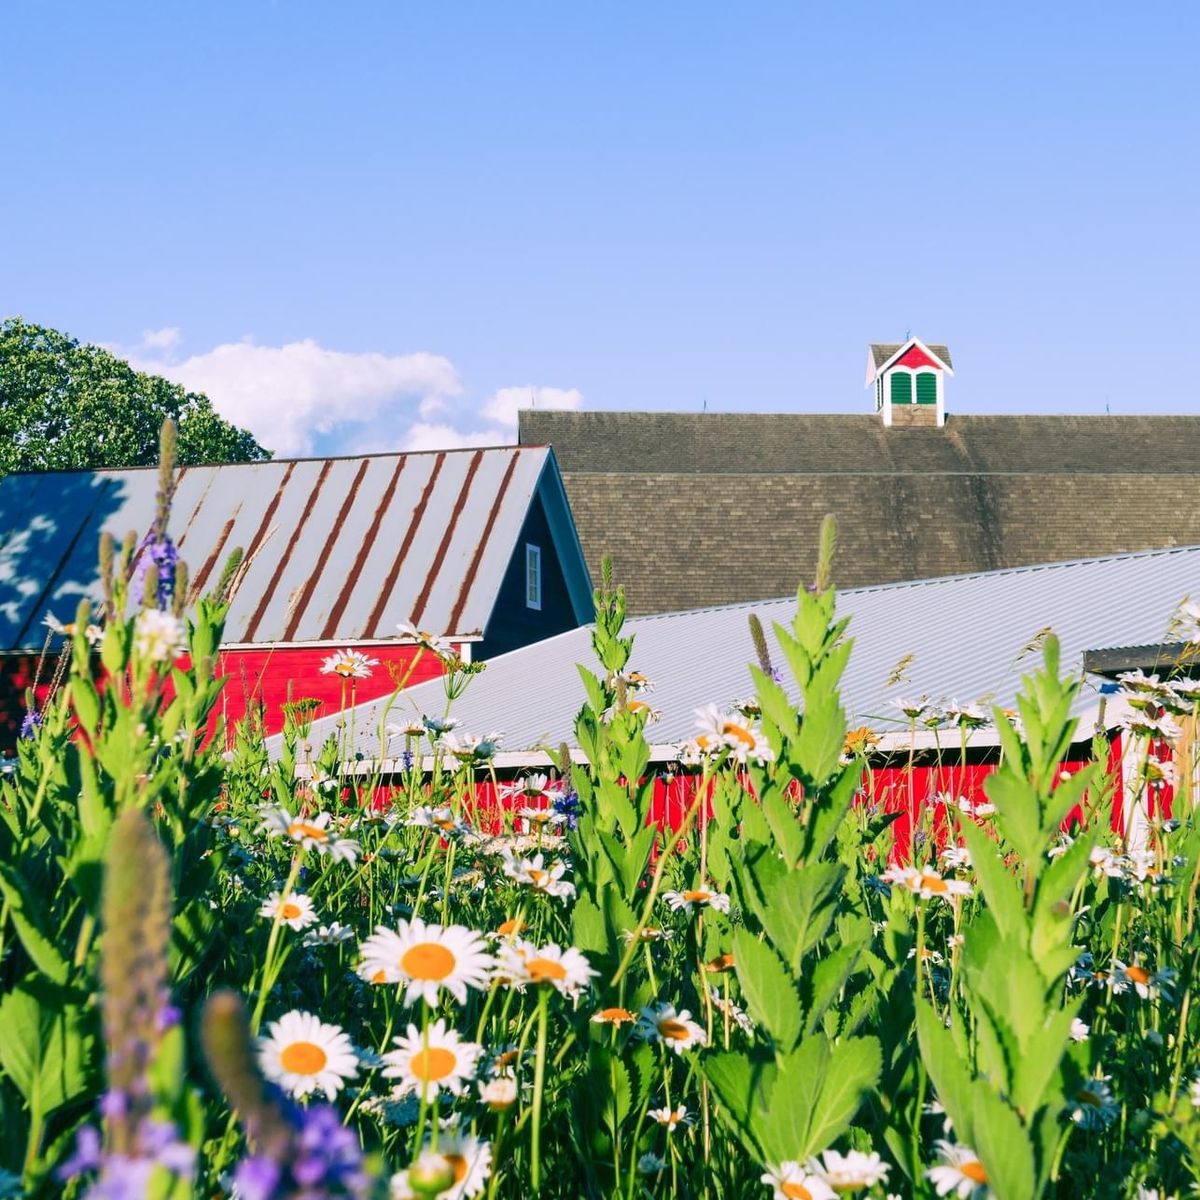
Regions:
[[0, 317, 270, 474]]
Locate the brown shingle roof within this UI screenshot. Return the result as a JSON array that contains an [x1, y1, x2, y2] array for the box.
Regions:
[[518, 412, 1200, 614]]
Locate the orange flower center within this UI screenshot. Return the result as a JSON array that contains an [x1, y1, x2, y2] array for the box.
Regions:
[[705, 954, 735, 973], [781, 1183, 813, 1200], [920, 873, 948, 894], [961, 1160, 988, 1184], [333, 662, 357, 676], [280, 902, 302, 920], [409, 1047, 457, 1081], [657, 1018, 692, 1041], [279, 1041, 328, 1075], [1126, 965, 1151, 985], [525, 956, 568, 983], [400, 942, 456, 980], [528, 869, 549, 886], [682, 890, 712, 903], [721, 721, 756, 747], [446, 1154, 469, 1183], [370, 969, 388, 983], [597, 1007, 636, 1024], [494, 1049, 519, 1068], [288, 821, 329, 842], [497, 918, 526, 936]]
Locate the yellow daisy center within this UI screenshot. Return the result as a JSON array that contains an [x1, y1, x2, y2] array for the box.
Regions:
[[657, 1018, 692, 1041], [1125, 965, 1151, 985], [920, 873, 948, 894], [446, 1155, 469, 1183], [333, 662, 357, 676], [525, 956, 567, 983], [497, 918, 525, 936], [528, 869, 549, 886], [288, 821, 329, 842], [401, 942, 457, 980], [409, 1047, 458, 1081], [682, 890, 712, 903], [280, 1041, 328, 1075], [781, 1183, 813, 1200], [961, 1160, 988, 1184], [280, 902, 302, 920]]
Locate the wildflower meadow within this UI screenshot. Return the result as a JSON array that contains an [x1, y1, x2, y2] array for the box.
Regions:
[[4, 431, 1200, 1200]]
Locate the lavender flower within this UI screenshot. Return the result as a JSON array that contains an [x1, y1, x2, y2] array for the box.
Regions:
[[129, 532, 180, 611], [18, 708, 41, 739]]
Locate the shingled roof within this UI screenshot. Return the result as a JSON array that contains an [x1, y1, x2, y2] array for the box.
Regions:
[[517, 412, 1200, 614], [870, 342, 953, 370]]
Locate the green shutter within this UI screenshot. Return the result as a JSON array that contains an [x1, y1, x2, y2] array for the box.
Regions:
[[916, 372, 937, 405], [890, 373, 912, 405]]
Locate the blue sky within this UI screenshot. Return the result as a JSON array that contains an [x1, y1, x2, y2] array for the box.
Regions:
[[3, 2, 1197, 455]]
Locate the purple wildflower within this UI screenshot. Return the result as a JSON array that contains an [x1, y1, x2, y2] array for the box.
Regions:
[[19, 709, 41, 739], [553, 790, 582, 830], [232, 1092, 369, 1199], [129, 532, 179, 611]]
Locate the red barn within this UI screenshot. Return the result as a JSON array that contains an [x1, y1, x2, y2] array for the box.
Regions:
[[0, 445, 593, 745]]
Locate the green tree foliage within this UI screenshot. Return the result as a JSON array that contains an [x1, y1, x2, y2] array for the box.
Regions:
[[0, 317, 269, 473]]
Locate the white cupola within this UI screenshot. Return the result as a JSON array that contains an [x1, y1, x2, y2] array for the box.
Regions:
[[865, 338, 954, 427]]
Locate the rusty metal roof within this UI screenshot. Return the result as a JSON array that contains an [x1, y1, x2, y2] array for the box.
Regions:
[[0, 446, 578, 650]]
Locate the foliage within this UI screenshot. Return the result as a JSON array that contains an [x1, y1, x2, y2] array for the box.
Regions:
[[0, 317, 268, 474], [1, 472, 1199, 1199]]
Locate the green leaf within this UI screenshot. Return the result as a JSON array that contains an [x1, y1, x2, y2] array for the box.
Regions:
[[972, 1088, 1036, 1200], [916, 1002, 977, 1148], [701, 1050, 772, 1158], [0, 863, 70, 985], [0, 983, 94, 1113], [958, 818, 1025, 940], [733, 928, 802, 1050]]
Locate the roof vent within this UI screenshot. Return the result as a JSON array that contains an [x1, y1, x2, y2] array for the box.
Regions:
[[865, 338, 954, 428]]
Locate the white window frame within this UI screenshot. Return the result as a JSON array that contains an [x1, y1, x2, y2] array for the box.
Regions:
[[525, 543, 542, 611]]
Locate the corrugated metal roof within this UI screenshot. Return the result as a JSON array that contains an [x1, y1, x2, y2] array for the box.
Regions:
[[293, 543, 1200, 761], [0, 447, 556, 649]]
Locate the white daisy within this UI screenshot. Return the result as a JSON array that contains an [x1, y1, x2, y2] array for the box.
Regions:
[[390, 1131, 492, 1199], [809, 1148, 891, 1191], [382, 1019, 484, 1101], [438, 732, 503, 763], [495, 940, 597, 998], [301, 921, 355, 947], [1070, 1018, 1090, 1042], [693, 703, 775, 763], [407, 805, 467, 835], [478, 1076, 519, 1110], [133, 609, 188, 663], [319, 648, 379, 679], [926, 1140, 990, 1197], [648, 1105, 694, 1130], [501, 851, 575, 900], [258, 806, 361, 863], [761, 1161, 836, 1200], [1071, 1077, 1119, 1129], [500, 773, 562, 803], [358, 917, 495, 1006], [258, 1010, 359, 1098], [516, 805, 567, 831], [662, 887, 731, 915], [881, 865, 972, 901], [258, 890, 317, 930], [939, 845, 972, 870], [395, 621, 456, 659], [636, 1002, 707, 1054]]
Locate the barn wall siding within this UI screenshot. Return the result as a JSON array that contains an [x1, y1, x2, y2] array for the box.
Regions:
[[478, 497, 580, 659]]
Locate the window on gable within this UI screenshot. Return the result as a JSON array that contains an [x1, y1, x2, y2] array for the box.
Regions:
[[916, 371, 938, 405], [525, 544, 542, 611], [890, 372, 912, 405]]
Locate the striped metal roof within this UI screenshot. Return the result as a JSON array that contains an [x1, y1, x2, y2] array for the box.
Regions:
[[293, 543, 1200, 762], [0, 447, 563, 649]]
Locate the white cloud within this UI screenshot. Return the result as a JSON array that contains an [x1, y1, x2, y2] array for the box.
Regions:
[[112, 328, 583, 458], [126, 336, 462, 457], [483, 385, 585, 428], [400, 423, 509, 452]]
